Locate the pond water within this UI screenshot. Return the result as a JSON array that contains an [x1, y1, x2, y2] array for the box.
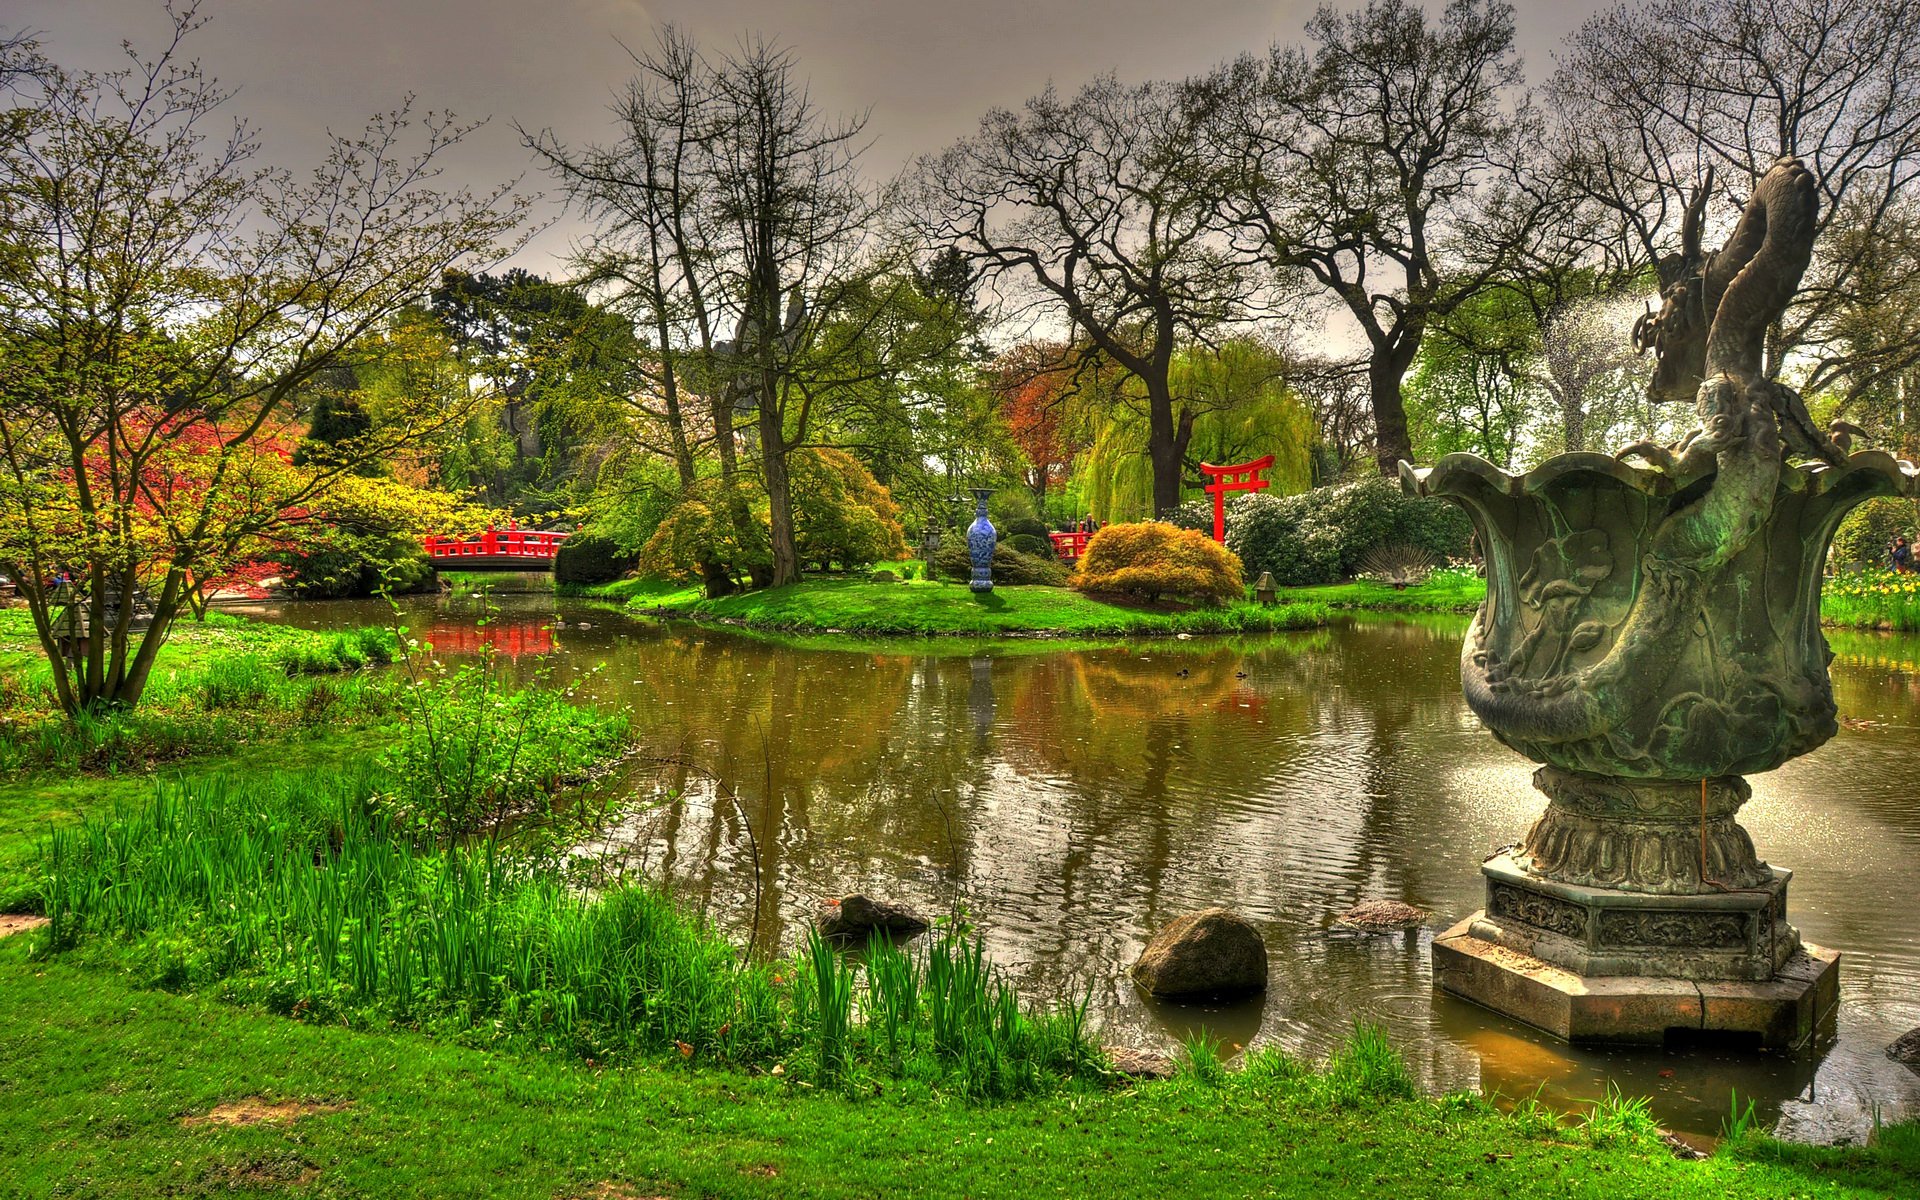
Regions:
[[246, 583, 1920, 1144]]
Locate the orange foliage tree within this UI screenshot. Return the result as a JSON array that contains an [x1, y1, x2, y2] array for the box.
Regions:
[[992, 343, 1088, 511]]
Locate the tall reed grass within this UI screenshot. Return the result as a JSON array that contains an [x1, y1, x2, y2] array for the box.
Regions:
[[34, 772, 1097, 1097]]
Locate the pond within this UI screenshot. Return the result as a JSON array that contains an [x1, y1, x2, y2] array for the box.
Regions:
[[247, 584, 1920, 1144]]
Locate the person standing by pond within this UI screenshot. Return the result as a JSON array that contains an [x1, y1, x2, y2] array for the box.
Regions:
[[1893, 535, 1914, 574]]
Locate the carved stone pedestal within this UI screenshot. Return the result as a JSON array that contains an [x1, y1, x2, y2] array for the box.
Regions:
[[1433, 769, 1836, 1044], [1472, 855, 1796, 982], [1434, 918, 1839, 1048]]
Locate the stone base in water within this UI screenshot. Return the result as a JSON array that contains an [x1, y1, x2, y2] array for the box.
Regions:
[[1433, 915, 1839, 1048], [1471, 853, 1799, 982]]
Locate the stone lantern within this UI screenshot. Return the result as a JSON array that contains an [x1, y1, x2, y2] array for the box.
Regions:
[[1404, 158, 1915, 1046]]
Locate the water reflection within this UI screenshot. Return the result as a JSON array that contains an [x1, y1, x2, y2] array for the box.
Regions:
[[249, 592, 1920, 1142]]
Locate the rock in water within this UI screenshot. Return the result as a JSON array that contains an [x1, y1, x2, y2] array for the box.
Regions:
[[1130, 908, 1267, 998], [1105, 1047, 1175, 1081], [817, 894, 930, 942], [1337, 899, 1429, 931], [1889, 1028, 1920, 1072]]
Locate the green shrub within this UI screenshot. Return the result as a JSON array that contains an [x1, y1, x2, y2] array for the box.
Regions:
[[933, 539, 1069, 586], [1006, 533, 1050, 557], [998, 517, 1050, 542], [791, 448, 909, 569], [1164, 501, 1214, 533], [553, 531, 638, 585], [279, 532, 436, 599], [1226, 476, 1472, 586], [1070, 522, 1244, 605], [987, 487, 1038, 527], [383, 648, 628, 843], [1831, 496, 1920, 572]]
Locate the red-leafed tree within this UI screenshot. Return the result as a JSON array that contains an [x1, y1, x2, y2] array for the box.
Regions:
[[0, 12, 526, 714]]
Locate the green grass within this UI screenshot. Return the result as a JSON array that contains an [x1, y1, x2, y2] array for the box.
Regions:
[[1821, 570, 1920, 631], [0, 610, 401, 783], [584, 575, 1330, 638], [1271, 569, 1488, 614], [25, 763, 1098, 1100], [2, 948, 1915, 1199]]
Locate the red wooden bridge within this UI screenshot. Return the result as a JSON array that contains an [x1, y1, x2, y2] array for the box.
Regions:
[[1047, 530, 1094, 562], [423, 528, 569, 570]]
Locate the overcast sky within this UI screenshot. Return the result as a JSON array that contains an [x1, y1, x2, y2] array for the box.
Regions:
[[7, 0, 1614, 275]]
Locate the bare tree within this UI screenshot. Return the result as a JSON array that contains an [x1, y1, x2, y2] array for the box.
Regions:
[[533, 31, 878, 589], [915, 75, 1254, 517], [1202, 0, 1557, 475], [1555, 0, 1920, 417]]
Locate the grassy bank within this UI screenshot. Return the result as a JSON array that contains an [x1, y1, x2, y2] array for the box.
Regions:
[[4, 946, 1915, 1199], [5, 667, 1917, 1196], [1272, 570, 1486, 614], [572, 576, 1330, 638], [569, 565, 1920, 636], [0, 609, 401, 782], [1822, 571, 1920, 631]]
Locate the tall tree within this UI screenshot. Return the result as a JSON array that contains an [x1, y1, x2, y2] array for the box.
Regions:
[[916, 74, 1254, 516], [430, 270, 638, 511], [0, 11, 524, 714], [1203, 0, 1554, 475], [535, 31, 877, 589]]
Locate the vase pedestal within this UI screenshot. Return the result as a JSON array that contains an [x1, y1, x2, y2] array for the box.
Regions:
[[1471, 853, 1798, 982], [1434, 916, 1839, 1048]]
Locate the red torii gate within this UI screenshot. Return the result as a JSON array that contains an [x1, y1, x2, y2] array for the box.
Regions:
[[1198, 454, 1273, 543]]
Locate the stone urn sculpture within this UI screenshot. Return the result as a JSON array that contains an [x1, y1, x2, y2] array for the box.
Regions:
[[1405, 157, 1916, 1046], [967, 488, 996, 593]]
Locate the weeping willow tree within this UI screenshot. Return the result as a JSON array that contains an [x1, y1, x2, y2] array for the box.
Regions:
[[1077, 340, 1316, 523]]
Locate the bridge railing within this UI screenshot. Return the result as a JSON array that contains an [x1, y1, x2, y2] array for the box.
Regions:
[[423, 530, 570, 561], [1048, 531, 1093, 562]]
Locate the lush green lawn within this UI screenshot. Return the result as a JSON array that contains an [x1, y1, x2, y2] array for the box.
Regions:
[[0, 609, 403, 889], [4, 947, 1913, 1200], [1272, 573, 1487, 614], [574, 576, 1330, 637]]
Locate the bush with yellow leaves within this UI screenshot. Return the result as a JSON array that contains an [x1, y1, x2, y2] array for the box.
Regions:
[[1069, 521, 1245, 605]]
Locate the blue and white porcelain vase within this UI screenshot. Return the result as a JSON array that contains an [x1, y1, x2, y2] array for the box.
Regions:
[[966, 488, 995, 593]]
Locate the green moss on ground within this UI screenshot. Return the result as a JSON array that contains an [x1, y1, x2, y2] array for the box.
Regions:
[[0, 949, 1911, 1200]]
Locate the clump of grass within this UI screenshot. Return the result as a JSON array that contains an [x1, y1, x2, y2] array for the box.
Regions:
[[1581, 1083, 1659, 1148], [1314, 1021, 1417, 1107], [1721, 1088, 1761, 1143], [1505, 1085, 1566, 1139], [1173, 1032, 1230, 1088], [1237, 1043, 1306, 1088]]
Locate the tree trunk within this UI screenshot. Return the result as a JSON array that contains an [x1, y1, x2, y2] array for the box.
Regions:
[[1370, 357, 1416, 476], [1560, 396, 1586, 454], [760, 395, 800, 588], [1144, 376, 1191, 518], [710, 388, 767, 588]]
